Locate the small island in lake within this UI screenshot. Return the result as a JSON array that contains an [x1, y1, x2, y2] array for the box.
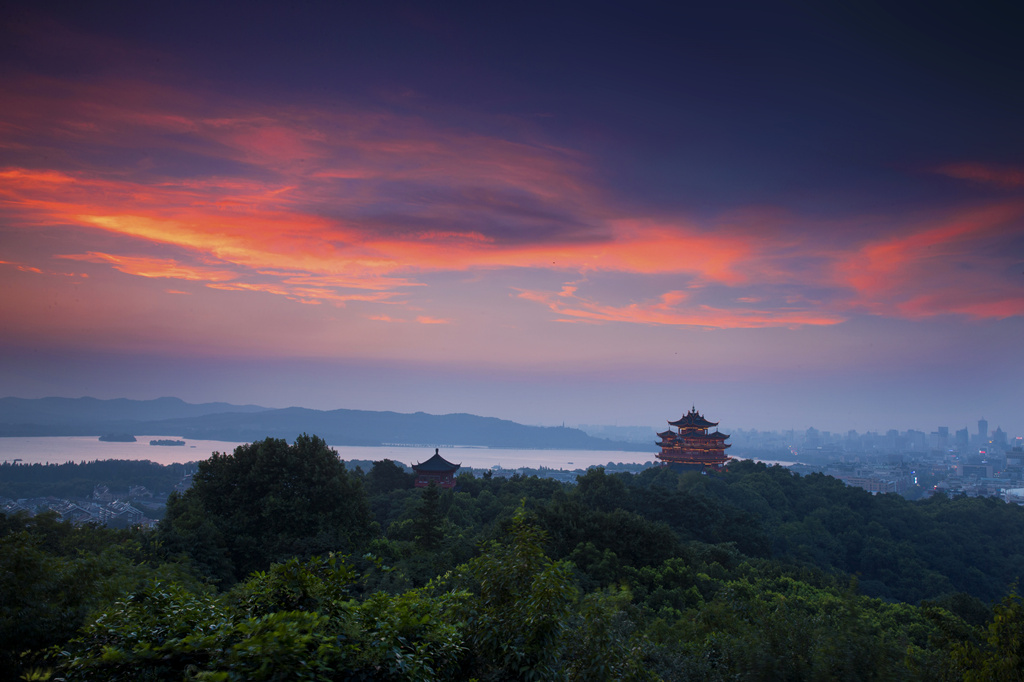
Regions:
[[150, 439, 186, 446], [99, 433, 137, 442]]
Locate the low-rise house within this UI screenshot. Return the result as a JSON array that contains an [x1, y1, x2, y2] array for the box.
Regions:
[[99, 500, 145, 527]]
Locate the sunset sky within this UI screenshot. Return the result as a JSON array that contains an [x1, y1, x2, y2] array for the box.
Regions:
[[2, 2, 1022, 436]]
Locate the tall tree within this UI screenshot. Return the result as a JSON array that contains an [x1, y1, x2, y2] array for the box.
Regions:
[[158, 434, 373, 582], [365, 458, 414, 495], [413, 482, 445, 552]]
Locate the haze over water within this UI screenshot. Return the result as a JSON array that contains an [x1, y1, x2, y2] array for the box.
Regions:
[[0, 436, 660, 471]]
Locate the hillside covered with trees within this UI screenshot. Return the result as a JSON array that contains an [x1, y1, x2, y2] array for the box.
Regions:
[[4, 434, 1024, 680]]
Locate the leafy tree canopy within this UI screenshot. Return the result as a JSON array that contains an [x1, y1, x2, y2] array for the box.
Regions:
[[157, 434, 373, 583]]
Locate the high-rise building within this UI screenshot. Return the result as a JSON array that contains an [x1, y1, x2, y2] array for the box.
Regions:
[[955, 428, 969, 451], [905, 429, 927, 451], [978, 418, 989, 442]]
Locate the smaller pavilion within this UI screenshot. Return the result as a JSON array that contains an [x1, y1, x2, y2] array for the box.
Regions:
[[412, 448, 461, 489]]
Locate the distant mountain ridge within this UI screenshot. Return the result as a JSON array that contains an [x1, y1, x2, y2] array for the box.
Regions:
[[0, 397, 653, 452], [0, 396, 268, 424]]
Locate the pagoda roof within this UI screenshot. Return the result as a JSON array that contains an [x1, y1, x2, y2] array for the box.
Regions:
[[668, 407, 719, 429], [656, 430, 676, 438], [412, 449, 461, 473], [708, 431, 730, 440]]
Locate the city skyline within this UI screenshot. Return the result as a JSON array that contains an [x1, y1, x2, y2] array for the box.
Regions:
[[2, 3, 1022, 435]]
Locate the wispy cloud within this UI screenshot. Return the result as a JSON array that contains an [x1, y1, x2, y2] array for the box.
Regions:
[[2, 71, 1022, 332], [1, 258, 86, 277], [936, 163, 1024, 188], [517, 288, 846, 329], [57, 252, 238, 282], [833, 203, 1024, 319]]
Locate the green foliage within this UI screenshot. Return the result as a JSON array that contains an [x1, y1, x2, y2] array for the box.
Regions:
[[450, 509, 578, 681], [59, 556, 466, 682], [562, 587, 656, 681], [230, 554, 358, 618], [0, 460, 185, 499], [20, 444, 1024, 680], [365, 459, 414, 496], [617, 460, 1024, 604], [412, 482, 444, 552], [58, 580, 229, 681], [155, 490, 235, 584], [0, 512, 198, 682], [951, 588, 1024, 681], [156, 434, 374, 582], [353, 588, 466, 680]]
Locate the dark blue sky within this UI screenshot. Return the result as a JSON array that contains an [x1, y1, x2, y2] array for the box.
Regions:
[[1, 1, 1022, 434]]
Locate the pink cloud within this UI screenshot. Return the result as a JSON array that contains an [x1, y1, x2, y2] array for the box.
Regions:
[[517, 287, 846, 329], [1, 258, 90, 278], [1, 69, 1022, 333], [833, 203, 1024, 318], [57, 252, 238, 282], [936, 163, 1024, 188]]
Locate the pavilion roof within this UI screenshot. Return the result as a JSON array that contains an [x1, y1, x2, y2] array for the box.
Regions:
[[668, 406, 719, 429], [412, 449, 461, 473]]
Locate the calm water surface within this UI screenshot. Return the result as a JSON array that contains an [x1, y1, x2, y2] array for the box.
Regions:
[[0, 437, 794, 471], [0, 436, 659, 470]]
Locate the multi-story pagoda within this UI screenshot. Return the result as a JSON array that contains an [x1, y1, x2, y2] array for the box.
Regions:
[[412, 448, 461, 489], [656, 406, 732, 471]]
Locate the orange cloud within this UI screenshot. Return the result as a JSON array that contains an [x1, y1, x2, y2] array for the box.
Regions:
[[517, 288, 846, 329], [834, 203, 1024, 318], [896, 294, 1024, 320], [204, 280, 396, 306], [1, 258, 87, 278], [2, 71, 1023, 331], [57, 252, 238, 282]]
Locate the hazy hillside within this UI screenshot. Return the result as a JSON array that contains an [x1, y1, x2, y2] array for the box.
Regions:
[[0, 396, 267, 426], [0, 397, 653, 451]]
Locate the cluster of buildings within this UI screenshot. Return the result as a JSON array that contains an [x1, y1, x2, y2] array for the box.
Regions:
[[730, 418, 1019, 459], [2, 484, 158, 528], [728, 418, 1023, 501], [646, 408, 1024, 503], [0, 467, 199, 527]]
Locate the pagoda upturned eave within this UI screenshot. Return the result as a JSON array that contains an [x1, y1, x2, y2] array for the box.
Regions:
[[412, 452, 461, 473], [668, 407, 719, 429]]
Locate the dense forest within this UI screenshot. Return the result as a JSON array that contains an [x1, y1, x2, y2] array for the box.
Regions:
[[4, 434, 1024, 680], [0, 459, 189, 500]]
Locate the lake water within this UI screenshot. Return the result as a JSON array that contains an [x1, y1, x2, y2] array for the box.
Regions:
[[0, 436, 796, 472], [0, 436, 660, 471]]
